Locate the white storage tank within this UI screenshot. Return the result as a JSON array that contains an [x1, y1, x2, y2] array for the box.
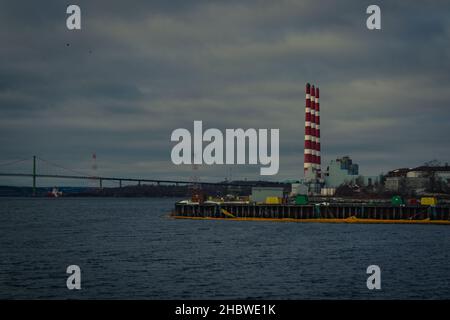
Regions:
[[320, 188, 336, 196]]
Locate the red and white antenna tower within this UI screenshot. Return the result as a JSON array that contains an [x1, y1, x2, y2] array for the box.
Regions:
[[190, 152, 201, 198], [92, 153, 98, 172], [90, 153, 98, 188]]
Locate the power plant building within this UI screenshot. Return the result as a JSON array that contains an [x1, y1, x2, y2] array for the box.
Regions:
[[324, 156, 359, 188]]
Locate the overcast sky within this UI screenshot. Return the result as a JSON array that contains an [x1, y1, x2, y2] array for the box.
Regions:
[[1, 0, 450, 186]]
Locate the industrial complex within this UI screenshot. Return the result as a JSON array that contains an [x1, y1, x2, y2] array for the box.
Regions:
[[300, 83, 380, 196], [172, 82, 450, 224]]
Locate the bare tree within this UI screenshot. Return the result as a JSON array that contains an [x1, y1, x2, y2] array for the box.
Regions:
[[424, 160, 441, 167]]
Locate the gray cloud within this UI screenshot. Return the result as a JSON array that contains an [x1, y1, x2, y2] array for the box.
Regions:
[[1, 0, 450, 186]]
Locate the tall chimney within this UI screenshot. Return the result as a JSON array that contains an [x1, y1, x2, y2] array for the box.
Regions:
[[310, 85, 317, 167], [315, 87, 321, 176], [304, 83, 313, 172], [304, 83, 322, 178]]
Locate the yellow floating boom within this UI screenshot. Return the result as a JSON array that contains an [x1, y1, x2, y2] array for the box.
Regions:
[[171, 215, 450, 225], [221, 209, 235, 218]]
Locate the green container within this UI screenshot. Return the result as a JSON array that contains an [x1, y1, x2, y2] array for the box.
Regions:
[[295, 195, 309, 205], [391, 195, 404, 206]]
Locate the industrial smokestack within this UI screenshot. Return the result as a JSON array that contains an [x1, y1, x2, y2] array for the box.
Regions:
[[304, 83, 321, 178], [304, 83, 313, 172], [310, 85, 317, 167], [315, 87, 321, 174]]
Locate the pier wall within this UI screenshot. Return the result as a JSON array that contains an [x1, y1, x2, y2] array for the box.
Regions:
[[173, 203, 450, 223]]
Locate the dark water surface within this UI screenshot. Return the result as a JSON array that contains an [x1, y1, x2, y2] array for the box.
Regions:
[[0, 197, 449, 299]]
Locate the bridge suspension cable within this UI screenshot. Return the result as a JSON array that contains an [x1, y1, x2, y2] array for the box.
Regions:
[[0, 157, 31, 168], [36, 157, 94, 178]]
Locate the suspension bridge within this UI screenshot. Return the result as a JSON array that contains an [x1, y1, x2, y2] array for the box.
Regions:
[[0, 156, 260, 196]]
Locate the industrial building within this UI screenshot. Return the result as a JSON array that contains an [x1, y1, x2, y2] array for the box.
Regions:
[[323, 156, 359, 188], [250, 187, 284, 203], [385, 165, 450, 194]]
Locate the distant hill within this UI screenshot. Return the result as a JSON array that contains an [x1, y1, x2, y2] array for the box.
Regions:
[[0, 181, 290, 197], [0, 186, 90, 197]]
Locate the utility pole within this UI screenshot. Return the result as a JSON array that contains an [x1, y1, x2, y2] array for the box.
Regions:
[[32, 155, 36, 196]]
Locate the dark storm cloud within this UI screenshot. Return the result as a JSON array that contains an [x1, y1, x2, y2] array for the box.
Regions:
[[1, 0, 450, 185]]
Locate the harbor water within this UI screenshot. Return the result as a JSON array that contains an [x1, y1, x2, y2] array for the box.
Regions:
[[0, 197, 449, 299]]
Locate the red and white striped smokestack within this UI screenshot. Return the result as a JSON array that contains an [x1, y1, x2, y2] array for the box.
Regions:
[[310, 85, 317, 167], [304, 82, 322, 178], [304, 83, 313, 172], [315, 87, 321, 174]]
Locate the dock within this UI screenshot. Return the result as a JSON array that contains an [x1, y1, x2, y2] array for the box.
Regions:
[[172, 203, 450, 225]]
